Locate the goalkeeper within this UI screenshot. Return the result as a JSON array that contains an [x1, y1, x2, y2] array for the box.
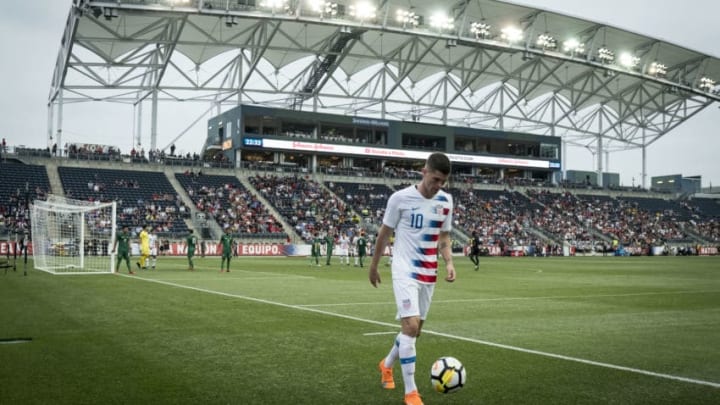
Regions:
[[136, 225, 151, 270], [113, 226, 134, 274]]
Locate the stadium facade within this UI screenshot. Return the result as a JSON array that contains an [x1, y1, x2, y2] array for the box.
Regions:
[[206, 104, 561, 182]]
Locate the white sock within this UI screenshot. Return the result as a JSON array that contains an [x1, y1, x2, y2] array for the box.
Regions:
[[383, 333, 401, 368], [397, 333, 417, 394]]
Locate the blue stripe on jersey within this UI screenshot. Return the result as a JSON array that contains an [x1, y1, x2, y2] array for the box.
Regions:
[[412, 260, 437, 270], [422, 234, 439, 242], [400, 356, 416, 365], [428, 220, 443, 228], [416, 247, 437, 255], [434, 195, 449, 202]]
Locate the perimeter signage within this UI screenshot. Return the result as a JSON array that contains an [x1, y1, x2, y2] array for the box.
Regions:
[[252, 138, 552, 169]]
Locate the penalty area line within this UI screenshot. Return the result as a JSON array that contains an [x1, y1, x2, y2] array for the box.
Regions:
[[120, 274, 720, 389]]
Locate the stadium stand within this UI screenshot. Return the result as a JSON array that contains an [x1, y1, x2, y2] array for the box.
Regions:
[[0, 153, 717, 254], [249, 174, 357, 241], [450, 187, 540, 252], [174, 172, 287, 239], [323, 181, 393, 226], [58, 166, 190, 237], [685, 198, 720, 218], [0, 161, 51, 233]]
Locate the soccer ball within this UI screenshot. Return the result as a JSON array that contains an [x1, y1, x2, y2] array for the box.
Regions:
[[430, 356, 466, 394]]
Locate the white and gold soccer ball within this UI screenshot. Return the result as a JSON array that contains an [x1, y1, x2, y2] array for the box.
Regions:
[[430, 356, 466, 394]]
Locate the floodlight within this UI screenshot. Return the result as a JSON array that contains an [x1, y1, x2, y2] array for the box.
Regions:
[[619, 52, 640, 68], [536, 34, 556, 50], [429, 12, 454, 32], [648, 62, 667, 77], [500, 26, 523, 44], [470, 22, 491, 39], [308, 0, 338, 17], [349, 1, 376, 22], [699, 76, 716, 91], [396, 9, 419, 28], [597, 47, 615, 64], [562, 38, 585, 55], [260, 0, 289, 12]]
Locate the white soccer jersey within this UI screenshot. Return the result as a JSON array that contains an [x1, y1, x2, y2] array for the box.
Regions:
[[382, 185, 453, 284], [338, 235, 350, 255], [149, 233, 158, 256]]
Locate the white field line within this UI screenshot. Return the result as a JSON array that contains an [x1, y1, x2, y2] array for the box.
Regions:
[[362, 331, 398, 336], [161, 276, 313, 282], [297, 290, 720, 307], [120, 274, 720, 389]]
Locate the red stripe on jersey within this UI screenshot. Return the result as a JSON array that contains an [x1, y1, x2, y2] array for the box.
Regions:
[[411, 273, 437, 283]]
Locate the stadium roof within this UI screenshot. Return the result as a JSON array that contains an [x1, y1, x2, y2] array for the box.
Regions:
[[51, 0, 720, 157]]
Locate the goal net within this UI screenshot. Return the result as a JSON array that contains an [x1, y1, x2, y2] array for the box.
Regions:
[[30, 195, 117, 274]]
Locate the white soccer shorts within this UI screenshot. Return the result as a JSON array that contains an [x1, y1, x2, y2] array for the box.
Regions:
[[392, 276, 436, 321]]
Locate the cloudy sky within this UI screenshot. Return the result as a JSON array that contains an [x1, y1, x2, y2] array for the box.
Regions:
[[1, 1, 718, 188]]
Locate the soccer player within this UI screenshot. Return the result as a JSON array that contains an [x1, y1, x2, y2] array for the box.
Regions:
[[149, 230, 158, 269], [350, 232, 358, 265], [186, 229, 198, 271], [324, 230, 335, 266], [369, 152, 456, 405], [113, 226, 134, 274], [136, 225, 150, 270], [338, 232, 351, 266], [219, 228, 234, 272], [355, 231, 367, 267], [310, 232, 322, 267], [468, 231, 481, 271]]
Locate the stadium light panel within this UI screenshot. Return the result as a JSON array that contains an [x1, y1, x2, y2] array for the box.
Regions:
[[648, 62, 667, 77], [396, 9, 420, 28], [619, 52, 640, 68], [562, 38, 585, 55], [470, 22, 491, 39], [349, 1, 376, 22], [597, 47, 615, 64], [261, 0, 289, 12], [429, 12, 454, 32], [536, 34, 557, 50], [308, 0, 338, 17], [699, 76, 716, 91], [500, 26, 523, 44]]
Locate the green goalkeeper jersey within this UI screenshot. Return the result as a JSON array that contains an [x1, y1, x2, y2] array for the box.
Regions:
[[116, 231, 130, 253]]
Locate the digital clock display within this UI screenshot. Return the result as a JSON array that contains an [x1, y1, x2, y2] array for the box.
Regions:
[[243, 138, 263, 147]]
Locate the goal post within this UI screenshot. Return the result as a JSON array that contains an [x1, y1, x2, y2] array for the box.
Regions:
[[30, 195, 117, 275]]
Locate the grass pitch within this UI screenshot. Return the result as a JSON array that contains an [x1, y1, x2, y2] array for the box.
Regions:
[[1, 256, 719, 404]]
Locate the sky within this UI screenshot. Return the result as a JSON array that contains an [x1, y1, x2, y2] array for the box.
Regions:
[[0, 1, 718, 189]]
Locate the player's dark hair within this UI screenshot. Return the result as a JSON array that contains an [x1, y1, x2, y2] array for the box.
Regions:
[[426, 152, 451, 175]]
